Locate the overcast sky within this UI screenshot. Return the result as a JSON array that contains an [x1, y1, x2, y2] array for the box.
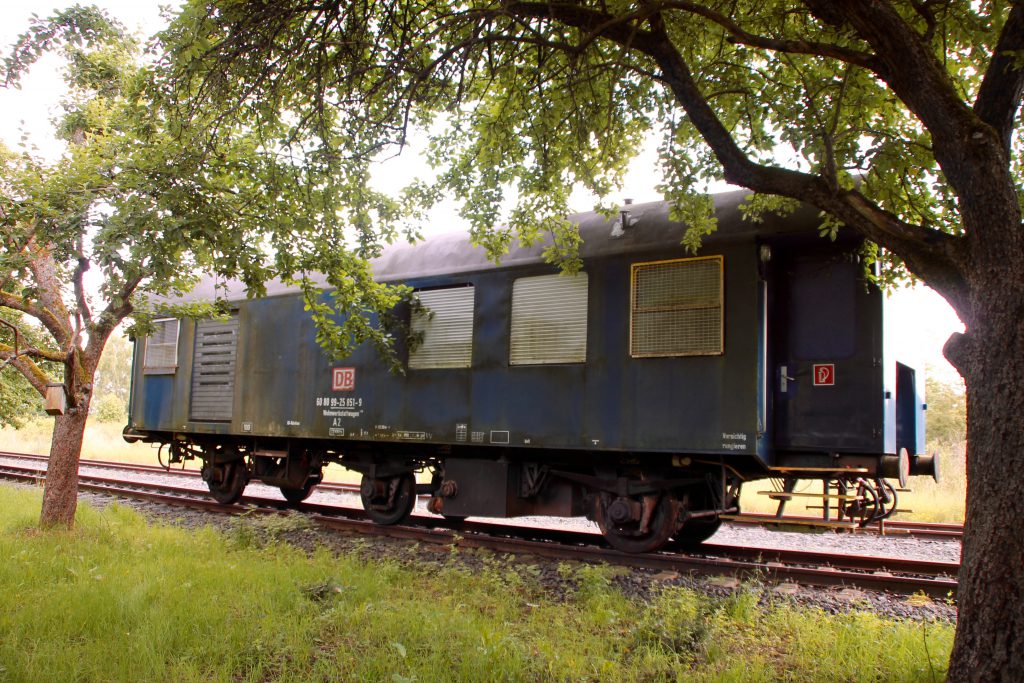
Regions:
[[0, 1, 965, 383]]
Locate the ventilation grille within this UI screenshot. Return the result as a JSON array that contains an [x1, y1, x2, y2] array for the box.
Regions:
[[631, 256, 723, 357], [143, 319, 179, 374], [510, 273, 588, 365], [190, 316, 239, 422], [409, 287, 474, 369]]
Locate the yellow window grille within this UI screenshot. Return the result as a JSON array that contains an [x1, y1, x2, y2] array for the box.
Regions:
[[630, 256, 723, 357]]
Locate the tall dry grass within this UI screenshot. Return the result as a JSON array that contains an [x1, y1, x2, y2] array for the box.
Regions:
[[0, 417, 165, 465]]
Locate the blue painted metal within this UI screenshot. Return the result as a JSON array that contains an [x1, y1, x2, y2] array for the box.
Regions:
[[126, 190, 924, 479]]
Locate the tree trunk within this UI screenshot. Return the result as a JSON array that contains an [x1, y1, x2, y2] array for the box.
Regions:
[[39, 392, 91, 528], [946, 308, 1024, 681]]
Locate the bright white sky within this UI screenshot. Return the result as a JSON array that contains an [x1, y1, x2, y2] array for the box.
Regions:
[[0, 0, 965, 385]]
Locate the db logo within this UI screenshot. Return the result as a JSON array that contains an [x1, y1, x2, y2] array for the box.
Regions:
[[812, 363, 835, 386], [332, 367, 356, 391]]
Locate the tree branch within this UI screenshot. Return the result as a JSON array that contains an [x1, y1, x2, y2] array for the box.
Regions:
[[0, 341, 66, 364], [658, 1, 877, 70], [72, 237, 92, 329], [503, 0, 970, 310], [84, 273, 142, 363], [973, 5, 1024, 151], [24, 237, 72, 345], [0, 347, 50, 396], [0, 290, 69, 347]]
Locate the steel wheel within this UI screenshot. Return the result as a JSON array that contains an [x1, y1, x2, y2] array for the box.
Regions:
[[596, 492, 681, 554], [360, 473, 416, 525], [205, 459, 248, 505], [672, 484, 732, 549], [280, 481, 316, 504], [673, 517, 722, 549]]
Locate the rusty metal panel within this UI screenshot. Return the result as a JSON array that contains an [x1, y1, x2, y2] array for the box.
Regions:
[[442, 459, 510, 517], [509, 273, 588, 365], [189, 316, 239, 422]]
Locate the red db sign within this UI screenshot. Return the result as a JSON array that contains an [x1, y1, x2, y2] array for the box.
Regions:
[[332, 367, 355, 391], [813, 364, 835, 386]]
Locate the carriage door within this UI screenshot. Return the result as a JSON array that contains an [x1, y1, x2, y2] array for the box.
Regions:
[[771, 252, 879, 452], [189, 315, 240, 422]]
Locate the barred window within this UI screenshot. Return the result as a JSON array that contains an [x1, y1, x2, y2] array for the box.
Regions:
[[143, 319, 180, 374], [409, 286, 475, 369], [510, 273, 588, 365], [630, 256, 723, 357]]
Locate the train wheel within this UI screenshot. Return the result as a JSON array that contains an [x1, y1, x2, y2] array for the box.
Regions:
[[672, 484, 733, 549], [673, 517, 722, 549], [280, 481, 316, 504], [360, 473, 416, 525], [596, 492, 681, 553], [205, 459, 248, 505]]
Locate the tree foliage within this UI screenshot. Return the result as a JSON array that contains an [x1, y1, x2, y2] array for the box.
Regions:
[[0, 310, 50, 428], [926, 373, 967, 446], [159, 2, 1017, 296], [0, 5, 423, 527]]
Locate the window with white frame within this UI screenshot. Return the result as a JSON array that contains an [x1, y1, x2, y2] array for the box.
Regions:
[[143, 318, 180, 374], [409, 286, 475, 369]]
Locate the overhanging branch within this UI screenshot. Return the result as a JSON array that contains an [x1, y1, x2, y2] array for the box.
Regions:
[[973, 5, 1024, 151], [0, 346, 51, 396], [658, 1, 877, 71], [502, 0, 970, 309], [0, 290, 69, 346]]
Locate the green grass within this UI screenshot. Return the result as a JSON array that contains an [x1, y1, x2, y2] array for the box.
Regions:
[[0, 484, 952, 682]]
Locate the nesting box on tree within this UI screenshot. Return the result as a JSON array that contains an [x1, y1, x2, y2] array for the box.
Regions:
[[44, 383, 67, 416]]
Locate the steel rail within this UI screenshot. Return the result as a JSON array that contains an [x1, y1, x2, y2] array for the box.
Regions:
[[724, 511, 964, 539], [0, 462, 958, 598], [0, 450, 365, 494]]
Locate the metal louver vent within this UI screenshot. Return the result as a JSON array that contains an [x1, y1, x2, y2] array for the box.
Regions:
[[143, 319, 179, 374], [189, 316, 239, 421], [631, 256, 723, 357], [409, 287, 474, 369], [510, 273, 588, 365]]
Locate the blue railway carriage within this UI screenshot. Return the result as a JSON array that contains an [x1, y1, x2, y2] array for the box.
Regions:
[[124, 190, 938, 552]]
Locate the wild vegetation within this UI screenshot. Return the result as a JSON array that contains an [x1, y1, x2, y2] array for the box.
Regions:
[[0, 484, 952, 682], [0, 6, 411, 529]]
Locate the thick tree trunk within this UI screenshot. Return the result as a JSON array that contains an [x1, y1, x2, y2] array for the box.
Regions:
[[39, 393, 91, 528], [947, 310, 1024, 681]]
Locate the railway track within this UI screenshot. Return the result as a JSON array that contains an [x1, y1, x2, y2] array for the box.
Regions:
[[0, 455, 959, 598], [724, 511, 964, 539], [0, 450, 964, 539]]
